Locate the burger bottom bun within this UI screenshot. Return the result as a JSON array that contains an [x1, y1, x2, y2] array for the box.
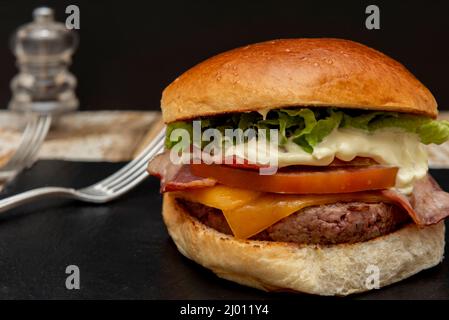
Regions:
[[162, 193, 445, 296]]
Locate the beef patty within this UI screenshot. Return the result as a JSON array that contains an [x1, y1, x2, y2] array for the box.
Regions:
[[177, 199, 410, 245]]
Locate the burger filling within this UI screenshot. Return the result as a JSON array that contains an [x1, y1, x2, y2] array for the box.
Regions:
[[165, 108, 449, 193], [150, 107, 449, 244], [178, 199, 409, 245]]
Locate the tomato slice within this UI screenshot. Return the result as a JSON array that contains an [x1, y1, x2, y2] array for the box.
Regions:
[[189, 164, 398, 194]]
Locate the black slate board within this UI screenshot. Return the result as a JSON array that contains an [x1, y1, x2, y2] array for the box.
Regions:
[[0, 160, 448, 299]]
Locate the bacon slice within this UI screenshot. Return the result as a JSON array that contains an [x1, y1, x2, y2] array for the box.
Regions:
[[147, 151, 216, 192], [148, 151, 449, 226], [381, 175, 449, 226]]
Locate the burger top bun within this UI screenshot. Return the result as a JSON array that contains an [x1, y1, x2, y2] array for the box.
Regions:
[[161, 38, 437, 123]]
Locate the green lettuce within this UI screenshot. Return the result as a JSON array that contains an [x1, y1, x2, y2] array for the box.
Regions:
[[165, 108, 449, 153], [165, 121, 193, 149], [417, 120, 449, 144]]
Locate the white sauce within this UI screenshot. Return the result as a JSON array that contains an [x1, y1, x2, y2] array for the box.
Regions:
[[227, 128, 428, 194]]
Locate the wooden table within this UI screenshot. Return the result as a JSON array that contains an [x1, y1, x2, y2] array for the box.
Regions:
[[0, 110, 163, 190]]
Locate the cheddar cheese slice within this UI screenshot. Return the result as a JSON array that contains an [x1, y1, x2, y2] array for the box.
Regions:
[[174, 185, 261, 211]]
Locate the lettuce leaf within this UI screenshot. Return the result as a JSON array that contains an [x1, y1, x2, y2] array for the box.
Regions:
[[165, 121, 193, 149], [367, 114, 430, 132], [342, 112, 449, 145], [417, 120, 449, 144], [305, 110, 343, 148], [341, 111, 388, 130], [165, 108, 449, 152]]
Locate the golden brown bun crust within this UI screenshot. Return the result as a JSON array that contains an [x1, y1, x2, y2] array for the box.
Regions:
[[162, 193, 445, 296], [162, 38, 437, 123]]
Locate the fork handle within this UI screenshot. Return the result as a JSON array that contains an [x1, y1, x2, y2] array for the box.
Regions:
[[0, 187, 75, 214]]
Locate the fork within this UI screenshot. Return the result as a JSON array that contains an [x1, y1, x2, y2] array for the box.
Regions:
[[0, 127, 166, 214], [0, 113, 52, 182]]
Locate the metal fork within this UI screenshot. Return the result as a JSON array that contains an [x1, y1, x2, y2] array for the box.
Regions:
[[0, 127, 166, 214], [0, 113, 52, 182]]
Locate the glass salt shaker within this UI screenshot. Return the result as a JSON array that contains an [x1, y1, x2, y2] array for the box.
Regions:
[[8, 7, 79, 114]]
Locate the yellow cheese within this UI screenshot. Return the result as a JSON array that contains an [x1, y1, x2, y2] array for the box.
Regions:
[[176, 185, 388, 239], [224, 194, 326, 239], [175, 185, 261, 211]]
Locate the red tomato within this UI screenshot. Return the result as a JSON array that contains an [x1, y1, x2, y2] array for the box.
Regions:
[[190, 164, 398, 194]]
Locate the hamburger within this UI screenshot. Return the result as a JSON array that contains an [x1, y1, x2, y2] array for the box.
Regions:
[[148, 38, 449, 295]]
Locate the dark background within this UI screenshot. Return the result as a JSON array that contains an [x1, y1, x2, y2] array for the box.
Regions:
[[0, 0, 448, 111]]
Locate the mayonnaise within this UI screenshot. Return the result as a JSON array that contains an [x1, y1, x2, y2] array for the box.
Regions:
[[227, 128, 428, 194]]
